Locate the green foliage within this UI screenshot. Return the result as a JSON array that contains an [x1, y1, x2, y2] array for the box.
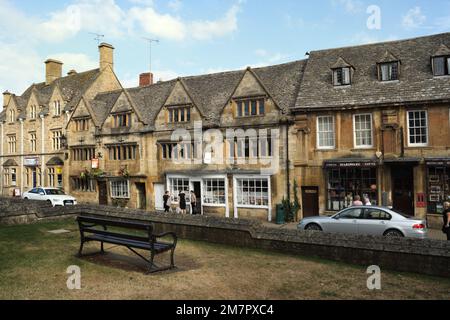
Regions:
[[282, 180, 301, 222]]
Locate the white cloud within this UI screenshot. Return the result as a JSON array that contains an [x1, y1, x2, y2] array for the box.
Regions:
[[189, 4, 241, 40], [350, 32, 398, 45], [129, 7, 186, 41], [402, 6, 426, 29], [332, 0, 364, 14]]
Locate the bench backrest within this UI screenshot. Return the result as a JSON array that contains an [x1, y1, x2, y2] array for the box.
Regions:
[[77, 215, 155, 243]]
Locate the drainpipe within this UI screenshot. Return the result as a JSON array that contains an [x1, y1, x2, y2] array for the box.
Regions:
[[285, 121, 290, 203], [400, 126, 405, 158]]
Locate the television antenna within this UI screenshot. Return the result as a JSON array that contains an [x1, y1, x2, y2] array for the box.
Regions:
[[142, 38, 159, 73], [89, 32, 105, 46]]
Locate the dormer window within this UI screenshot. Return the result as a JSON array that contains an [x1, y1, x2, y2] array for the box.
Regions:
[[167, 105, 191, 123], [53, 100, 61, 116], [236, 98, 265, 118], [378, 62, 399, 81], [432, 56, 450, 76], [333, 67, 351, 86], [113, 112, 131, 128]]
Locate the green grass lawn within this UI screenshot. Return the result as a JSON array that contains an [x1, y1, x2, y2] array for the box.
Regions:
[[0, 218, 449, 300]]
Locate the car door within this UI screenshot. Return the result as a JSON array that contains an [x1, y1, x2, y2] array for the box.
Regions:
[[27, 188, 37, 200], [358, 208, 392, 236], [37, 188, 46, 200], [326, 208, 364, 234]]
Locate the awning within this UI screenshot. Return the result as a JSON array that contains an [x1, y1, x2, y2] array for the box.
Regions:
[[323, 158, 378, 168], [383, 157, 421, 165], [46, 156, 64, 166], [425, 157, 450, 166]]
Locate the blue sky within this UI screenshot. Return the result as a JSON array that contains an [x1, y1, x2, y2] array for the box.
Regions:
[[0, 0, 449, 106]]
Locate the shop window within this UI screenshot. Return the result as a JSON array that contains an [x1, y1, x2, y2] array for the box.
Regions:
[[169, 178, 190, 203], [427, 166, 450, 214], [236, 177, 269, 207], [326, 167, 377, 211], [202, 179, 226, 205]]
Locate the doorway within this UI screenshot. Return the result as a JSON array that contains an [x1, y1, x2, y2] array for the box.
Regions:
[[32, 168, 37, 188], [392, 166, 414, 216], [98, 181, 108, 205], [191, 181, 202, 215], [154, 183, 165, 211], [136, 183, 146, 210], [301, 186, 319, 218]]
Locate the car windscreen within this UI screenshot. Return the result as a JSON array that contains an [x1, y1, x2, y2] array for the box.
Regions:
[[44, 189, 66, 195]]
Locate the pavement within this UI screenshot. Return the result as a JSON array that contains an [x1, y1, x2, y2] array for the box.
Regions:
[[262, 221, 447, 241]]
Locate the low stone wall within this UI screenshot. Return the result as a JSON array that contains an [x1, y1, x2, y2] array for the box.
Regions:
[[1, 199, 449, 278], [73, 205, 450, 278]]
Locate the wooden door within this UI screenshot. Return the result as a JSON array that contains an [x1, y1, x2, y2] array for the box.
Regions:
[[98, 181, 108, 205], [392, 166, 414, 216], [302, 186, 319, 218]]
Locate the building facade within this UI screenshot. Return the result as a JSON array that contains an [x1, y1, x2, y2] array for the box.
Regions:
[[1, 33, 449, 224]]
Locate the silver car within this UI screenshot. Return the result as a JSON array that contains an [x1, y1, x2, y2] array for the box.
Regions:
[[297, 206, 428, 239]]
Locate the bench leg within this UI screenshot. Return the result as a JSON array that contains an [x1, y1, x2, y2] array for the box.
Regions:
[[101, 242, 104, 254], [78, 241, 84, 257], [170, 247, 175, 268]]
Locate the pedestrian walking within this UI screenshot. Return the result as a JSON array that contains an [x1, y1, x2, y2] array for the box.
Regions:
[[190, 191, 197, 215], [179, 190, 187, 214], [163, 191, 171, 213], [443, 202, 450, 241]]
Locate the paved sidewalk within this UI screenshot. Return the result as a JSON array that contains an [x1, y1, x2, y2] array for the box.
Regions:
[[263, 221, 447, 241]]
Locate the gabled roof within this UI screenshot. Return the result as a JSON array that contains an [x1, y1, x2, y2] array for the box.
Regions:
[[3, 159, 18, 167], [295, 32, 450, 110], [89, 91, 122, 127], [377, 50, 400, 63], [331, 57, 353, 69], [433, 44, 450, 56], [15, 68, 101, 119]]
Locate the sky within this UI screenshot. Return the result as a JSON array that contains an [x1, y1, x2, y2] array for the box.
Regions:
[[0, 0, 449, 109]]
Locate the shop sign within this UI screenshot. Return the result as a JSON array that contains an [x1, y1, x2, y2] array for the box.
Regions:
[[426, 160, 450, 166], [416, 193, 426, 208], [24, 157, 39, 167], [324, 161, 378, 168], [91, 158, 99, 169], [56, 167, 63, 174]]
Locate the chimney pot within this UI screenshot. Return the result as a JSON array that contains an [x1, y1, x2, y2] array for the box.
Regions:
[[99, 42, 114, 71], [45, 59, 63, 85], [139, 72, 154, 87]]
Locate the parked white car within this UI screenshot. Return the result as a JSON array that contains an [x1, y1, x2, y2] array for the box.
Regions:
[[22, 187, 77, 207]]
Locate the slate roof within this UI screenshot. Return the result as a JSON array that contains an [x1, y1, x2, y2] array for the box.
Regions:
[[3, 68, 101, 121], [295, 32, 450, 110], [94, 60, 306, 128]]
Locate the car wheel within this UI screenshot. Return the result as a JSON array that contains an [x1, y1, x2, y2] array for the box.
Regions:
[[24, 197, 28, 200], [384, 229, 404, 237], [47, 200, 53, 206], [305, 223, 322, 231]]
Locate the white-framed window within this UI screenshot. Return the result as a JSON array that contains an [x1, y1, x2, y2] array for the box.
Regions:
[[54, 100, 61, 116], [317, 116, 335, 149], [407, 110, 428, 147], [11, 168, 17, 186], [235, 177, 270, 207], [52, 130, 62, 150], [333, 67, 351, 86], [30, 133, 37, 152], [110, 180, 130, 198], [353, 114, 373, 148], [168, 178, 190, 203], [8, 135, 16, 154], [203, 178, 226, 205]]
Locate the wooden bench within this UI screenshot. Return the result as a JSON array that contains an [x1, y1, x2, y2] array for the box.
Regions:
[[76, 215, 177, 273]]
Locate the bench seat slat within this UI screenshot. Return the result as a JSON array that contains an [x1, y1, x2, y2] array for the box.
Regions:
[[85, 234, 173, 253], [83, 228, 150, 243]]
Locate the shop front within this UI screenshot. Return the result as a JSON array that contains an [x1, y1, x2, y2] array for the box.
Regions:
[[425, 158, 450, 215], [324, 159, 379, 212]]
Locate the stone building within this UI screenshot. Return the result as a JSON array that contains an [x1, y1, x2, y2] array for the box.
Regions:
[[0, 43, 122, 197], [291, 32, 450, 225], [1, 32, 449, 224]]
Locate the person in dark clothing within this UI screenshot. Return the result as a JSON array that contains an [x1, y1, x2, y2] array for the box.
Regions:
[[443, 202, 450, 241], [179, 191, 187, 214], [163, 191, 170, 213]]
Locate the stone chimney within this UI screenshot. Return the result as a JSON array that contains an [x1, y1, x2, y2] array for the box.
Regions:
[[67, 69, 77, 76], [99, 42, 114, 71], [139, 72, 154, 87], [45, 59, 63, 85], [3, 91, 12, 108]]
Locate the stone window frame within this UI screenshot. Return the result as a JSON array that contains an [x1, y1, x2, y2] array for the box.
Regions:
[[7, 134, 17, 154], [235, 97, 266, 118], [166, 105, 191, 124], [53, 100, 62, 117], [110, 179, 130, 199], [29, 132, 37, 152], [51, 129, 63, 151], [113, 112, 132, 128], [30, 105, 37, 120]]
